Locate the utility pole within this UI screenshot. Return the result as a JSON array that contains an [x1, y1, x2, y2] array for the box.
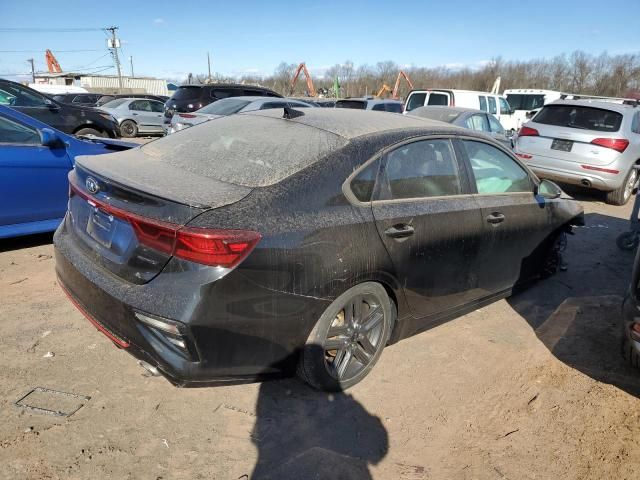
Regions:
[[27, 58, 35, 83], [207, 52, 212, 83], [129, 56, 134, 78], [106, 26, 123, 92]]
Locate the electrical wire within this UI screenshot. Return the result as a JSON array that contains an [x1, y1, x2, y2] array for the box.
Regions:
[[0, 49, 103, 53], [0, 28, 105, 33]]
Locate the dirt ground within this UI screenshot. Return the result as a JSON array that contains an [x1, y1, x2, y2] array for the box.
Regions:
[[1, 190, 640, 480]]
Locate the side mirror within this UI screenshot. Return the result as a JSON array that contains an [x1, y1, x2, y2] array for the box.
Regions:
[[40, 128, 65, 148], [44, 98, 59, 110], [536, 179, 562, 199]]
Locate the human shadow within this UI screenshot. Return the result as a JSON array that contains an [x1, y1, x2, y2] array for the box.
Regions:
[[508, 211, 640, 397], [250, 347, 388, 480]]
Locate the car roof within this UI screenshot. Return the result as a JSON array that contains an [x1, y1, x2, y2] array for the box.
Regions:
[[546, 99, 636, 114], [408, 106, 484, 122], [245, 108, 462, 140], [339, 98, 402, 104]]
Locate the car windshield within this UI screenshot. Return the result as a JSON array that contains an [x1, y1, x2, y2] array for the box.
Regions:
[[141, 114, 347, 187], [101, 99, 128, 108], [198, 98, 252, 115], [533, 105, 623, 132], [336, 100, 366, 110], [171, 87, 202, 100]]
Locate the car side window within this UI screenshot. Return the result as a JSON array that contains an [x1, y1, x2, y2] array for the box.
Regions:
[[383, 139, 462, 200], [488, 97, 497, 114], [350, 159, 380, 202], [260, 101, 286, 110], [487, 115, 504, 134], [212, 89, 232, 99], [632, 112, 640, 134], [0, 115, 41, 145], [465, 114, 490, 132], [149, 101, 164, 113], [499, 97, 511, 114], [406, 93, 426, 111], [462, 140, 532, 194], [479, 96, 488, 112], [371, 103, 386, 111]]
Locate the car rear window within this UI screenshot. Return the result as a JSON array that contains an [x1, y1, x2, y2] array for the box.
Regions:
[[171, 87, 202, 100], [141, 114, 347, 187], [533, 105, 623, 132], [336, 100, 367, 110], [198, 98, 252, 115]]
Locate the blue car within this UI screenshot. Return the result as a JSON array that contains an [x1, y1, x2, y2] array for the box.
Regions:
[[0, 105, 136, 239]]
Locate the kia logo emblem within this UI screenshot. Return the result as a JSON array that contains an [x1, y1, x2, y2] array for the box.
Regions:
[[86, 177, 99, 194]]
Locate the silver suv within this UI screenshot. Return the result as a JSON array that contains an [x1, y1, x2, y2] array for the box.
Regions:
[[515, 100, 640, 205]]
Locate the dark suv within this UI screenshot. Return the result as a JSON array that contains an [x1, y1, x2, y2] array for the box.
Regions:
[[0, 79, 119, 138], [51, 93, 103, 107], [164, 83, 281, 128]]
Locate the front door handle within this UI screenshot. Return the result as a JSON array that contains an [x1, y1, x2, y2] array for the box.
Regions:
[[132, 113, 139, 116], [486, 212, 505, 224], [384, 224, 415, 238]]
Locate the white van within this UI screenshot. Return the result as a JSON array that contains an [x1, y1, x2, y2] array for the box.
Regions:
[[501, 89, 565, 132], [404, 89, 512, 123]]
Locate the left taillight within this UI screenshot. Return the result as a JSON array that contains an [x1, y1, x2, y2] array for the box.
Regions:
[[70, 183, 261, 268], [590, 138, 629, 153]]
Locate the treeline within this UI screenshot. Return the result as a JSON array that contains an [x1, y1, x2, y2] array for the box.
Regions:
[[195, 50, 640, 99]]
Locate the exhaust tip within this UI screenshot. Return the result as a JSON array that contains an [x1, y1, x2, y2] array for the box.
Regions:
[[137, 360, 161, 377], [581, 179, 592, 187]]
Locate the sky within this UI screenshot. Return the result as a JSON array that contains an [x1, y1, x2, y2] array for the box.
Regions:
[[2, 0, 639, 82]]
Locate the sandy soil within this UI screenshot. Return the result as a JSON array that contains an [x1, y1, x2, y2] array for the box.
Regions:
[[1, 192, 639, 479]]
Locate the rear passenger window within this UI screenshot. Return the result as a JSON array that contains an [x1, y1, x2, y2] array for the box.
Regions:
[[479, 96, 487, 112], [488, 97, 497, 114], [350, 159, 379, 202], [406, 93, 426, 111], [427, 93, 448, 106], [465, 115, 490, 132], [371, 103, 386, 111], [385, 103, 402, 113], [487, 115, 504, 133], [212, 89, 233, 99], [384, 139, 461, 199], [631, 112, 640, 134], [462, 140, 531, 194]]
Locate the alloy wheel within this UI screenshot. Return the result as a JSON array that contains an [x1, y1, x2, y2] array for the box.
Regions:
[[323, 294, 386, 382], [624, 168, 637, 202]]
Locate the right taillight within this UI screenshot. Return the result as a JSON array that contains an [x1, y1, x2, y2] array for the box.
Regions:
[[590, 138, 629, 153], [178, 113, 197, 118], [70, 184, 261, 268], [519, 126, 539, 136]]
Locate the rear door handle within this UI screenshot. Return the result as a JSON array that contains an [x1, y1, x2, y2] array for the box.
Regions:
[[384, 224, 415, 238], [486, 212, 505, 224]]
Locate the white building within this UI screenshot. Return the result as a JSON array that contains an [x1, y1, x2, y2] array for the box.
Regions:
[[33, 73, 169, 96]]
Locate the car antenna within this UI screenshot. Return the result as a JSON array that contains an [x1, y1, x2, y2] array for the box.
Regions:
[[283, 106, 304, 119]]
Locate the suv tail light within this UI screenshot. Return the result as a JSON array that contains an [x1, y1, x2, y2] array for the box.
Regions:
[[519, 126, 539, 136], [178, 113, 197, 119], [71, 184, 261, 268], [590, 138, 629, 153]]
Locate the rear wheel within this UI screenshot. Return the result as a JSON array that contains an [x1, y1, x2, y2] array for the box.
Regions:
[[119, 120, 138, 138], [622, 333, 640, 368], [605, 167, 637, 206], [297, 282, 393, 391], [74, 127, 105, 138]]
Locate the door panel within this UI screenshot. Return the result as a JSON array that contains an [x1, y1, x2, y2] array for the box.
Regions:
[[371, 138, 484, 321]]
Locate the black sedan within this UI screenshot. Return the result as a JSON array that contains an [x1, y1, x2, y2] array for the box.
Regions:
[[408, 106, 514, 149], [54, 108, 584, 391]]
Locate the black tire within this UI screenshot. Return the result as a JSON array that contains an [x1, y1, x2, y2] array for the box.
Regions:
[[297, 282, 394, 391], [605, 167, 637, 206], [616, 231, 640, 251], [622, 334, 640, 368], [74, 127, 105, 138], [119, 120, 138, 138]]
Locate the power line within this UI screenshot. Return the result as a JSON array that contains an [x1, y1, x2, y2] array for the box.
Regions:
[[0, 49, 103, 53], [0, 28, 105, 33]]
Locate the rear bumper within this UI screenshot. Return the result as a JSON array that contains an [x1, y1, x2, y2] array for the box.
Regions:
[[54, 219, 331, 387], [522, 154, 626, 191]]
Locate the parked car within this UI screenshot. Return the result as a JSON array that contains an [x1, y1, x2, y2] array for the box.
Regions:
[[168, 96, 314, 133], [96, 94, 168, 107], [0, 105, 135, 239], [164, 83, 281, 129], [515, 100, 640, 205], [502, 89, 565, 132], [99, 98, 165, 137], [409, 106, 513, 149], [0, 79, 120, 138], [622, 244, 640, 368], [404, 89, 512, 125], [51, 93, 103, 107], [335, 98, 403, 112], [54, 108, 583, 391]]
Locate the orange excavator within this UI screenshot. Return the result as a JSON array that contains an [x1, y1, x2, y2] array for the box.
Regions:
[[45, 49, 62, 73], [375, 71, 414, 99], [290, 62, 316, 97]]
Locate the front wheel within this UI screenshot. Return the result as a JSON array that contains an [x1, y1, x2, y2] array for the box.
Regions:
[[605, 167, 637, 206], [74, 127, 105, 138], [119, 120, 138, 138], [297, 282, 394, 391]]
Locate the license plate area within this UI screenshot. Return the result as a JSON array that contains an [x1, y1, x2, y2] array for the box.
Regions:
[[551, 138, 573, 152], [86, 203, 116, 249]]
